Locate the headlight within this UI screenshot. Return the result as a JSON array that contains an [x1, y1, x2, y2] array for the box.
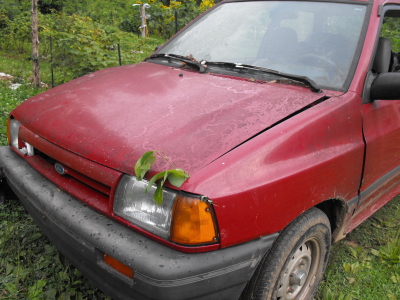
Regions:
[[114, 175, 176, 239], [8, 119, 34, 156], [114, 175, 218, 245]]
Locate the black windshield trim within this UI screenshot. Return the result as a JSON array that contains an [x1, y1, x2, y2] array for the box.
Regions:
[[146, 54, 207, 73], [206, 62, 322, 93]]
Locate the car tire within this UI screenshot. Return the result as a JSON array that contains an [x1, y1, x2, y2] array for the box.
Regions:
[[241, 207, 331, 300]]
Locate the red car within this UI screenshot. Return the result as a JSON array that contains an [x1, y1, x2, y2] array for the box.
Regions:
[[1, 0, 400, 299]]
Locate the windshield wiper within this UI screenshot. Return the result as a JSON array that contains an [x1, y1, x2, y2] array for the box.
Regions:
[[146, 53, 206, 73], [205, 62, 321, 93]]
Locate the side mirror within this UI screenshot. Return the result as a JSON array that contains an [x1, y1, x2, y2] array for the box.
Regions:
[[370, 72, 400, 100]]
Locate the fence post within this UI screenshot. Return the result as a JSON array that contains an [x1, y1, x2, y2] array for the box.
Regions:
[[175, 10, 178, 34], [118, 44, 122, 66], [50, 36, 54, 88]]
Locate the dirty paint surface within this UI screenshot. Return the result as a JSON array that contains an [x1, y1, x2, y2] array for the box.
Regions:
[[12, 62, 325, 177]]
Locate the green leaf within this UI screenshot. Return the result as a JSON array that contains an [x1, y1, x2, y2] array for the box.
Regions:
[[343, 263, 351, 272], [135, 151, 190, 205], [4, 282, 19, 295], [22, 232, 42, 244], [44, 244, 56, 255], [343, 294, 353, 300], [146, 169, 189, 191], [35, 256, 51, 271], [146, 171, 169, 206], [134, 151, 156, 180], [58, 292, 72, 300], [28, 279, 46, 300], [5, 263, 14, 276], [167, 169, 190, 188], [154, 181, 164, 206], [145, 171, 168, 194], [44, 288, 57, 299], [321, 286, 334, 300], [371, 249, 381, 257]]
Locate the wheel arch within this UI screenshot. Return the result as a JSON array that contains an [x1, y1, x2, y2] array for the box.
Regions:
[[315, 198, 349, 243]]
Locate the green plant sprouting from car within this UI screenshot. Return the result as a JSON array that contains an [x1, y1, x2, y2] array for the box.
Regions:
[[134, 151, 190, 205]]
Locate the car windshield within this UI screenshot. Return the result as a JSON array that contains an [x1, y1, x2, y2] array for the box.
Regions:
[[156, 1, 367, 91]]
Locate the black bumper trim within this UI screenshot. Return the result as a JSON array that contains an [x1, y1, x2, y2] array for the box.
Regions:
[[0, 146, 278, 300]]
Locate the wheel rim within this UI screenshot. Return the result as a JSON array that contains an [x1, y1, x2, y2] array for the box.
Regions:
[[276, 238, 321, 300]]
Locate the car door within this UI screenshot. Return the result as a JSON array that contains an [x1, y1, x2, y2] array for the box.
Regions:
[[350, 5, 400, 231]]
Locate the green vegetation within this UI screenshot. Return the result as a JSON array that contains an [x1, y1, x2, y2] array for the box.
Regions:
[[316, 197, 400, 300], [0, 0, 217, 39], [382, 17, 400, 52], [0, 200, 111, 299], [0, 0, 214, 85], [134, 151, 190, 205], [0, 80, 46, 146], [0, 10, 165, 85]]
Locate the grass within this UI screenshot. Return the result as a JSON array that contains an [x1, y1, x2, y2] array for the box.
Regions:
[[316, 197, 400, 300], [0, 80, 46, 146], [0, 201, 110, 300], [0, 51, 399, 300]]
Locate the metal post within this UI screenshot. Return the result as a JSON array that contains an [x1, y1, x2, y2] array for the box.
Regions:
[[118, 43, 122, 66], [175, 10, 178, 34], [50, 36, 54, 88]]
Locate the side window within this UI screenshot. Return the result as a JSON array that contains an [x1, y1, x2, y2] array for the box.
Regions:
[[381, 11, 400, 72], [381, 15, 400, 52], [365, 8, 400, 102]]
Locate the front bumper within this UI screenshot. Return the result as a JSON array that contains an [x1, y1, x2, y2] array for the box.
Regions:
[[0, 146, 277, 300]]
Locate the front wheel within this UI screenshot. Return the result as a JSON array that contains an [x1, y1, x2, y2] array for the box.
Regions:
[[241, 207, 331, 300]]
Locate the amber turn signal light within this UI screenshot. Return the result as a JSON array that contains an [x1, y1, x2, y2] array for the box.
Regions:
[[170, 195, 218, 245], [103, 254, 134, 279]]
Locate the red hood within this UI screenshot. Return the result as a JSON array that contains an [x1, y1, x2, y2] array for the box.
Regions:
[[13, 62, 325, 175]]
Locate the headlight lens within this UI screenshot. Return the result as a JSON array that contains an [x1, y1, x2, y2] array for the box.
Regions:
[[9, 119, 20, 149], [114, 175, 177, 239], [8, 119, 34, 156], [114, 175, 219, 245]]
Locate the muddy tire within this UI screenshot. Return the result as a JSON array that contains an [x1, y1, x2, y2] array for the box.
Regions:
[[241, 207, 331, 300]]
